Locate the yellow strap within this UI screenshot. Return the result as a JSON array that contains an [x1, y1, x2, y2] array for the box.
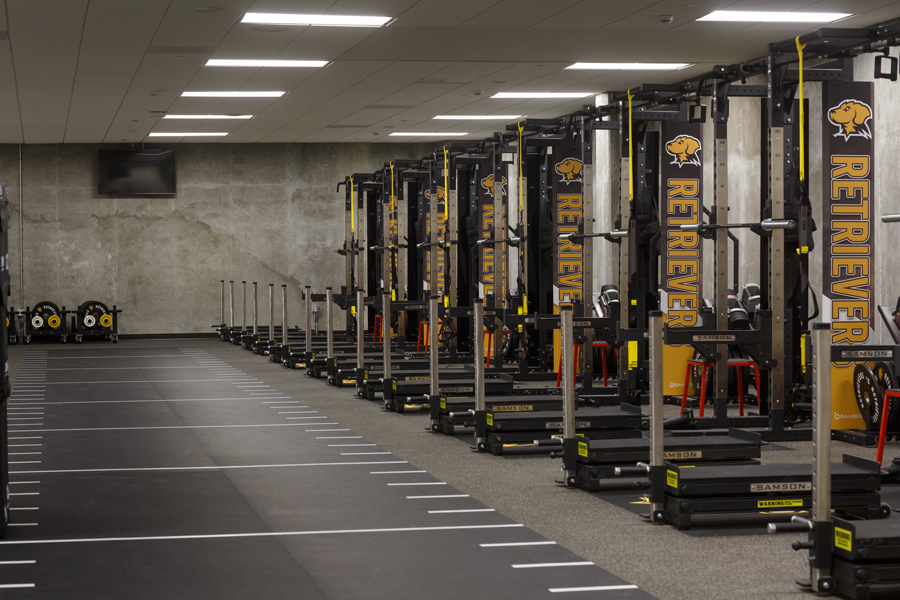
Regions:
[[627, 89, 635, 201], [349, 176, 355, 233], [522, 293, 528, 315], [518, 122, 525, 213], [443, 146, 449, 222], [795, 36, 807, 182]]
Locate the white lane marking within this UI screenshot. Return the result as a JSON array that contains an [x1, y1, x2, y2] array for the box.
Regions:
[[10, 508, 39, 511], [478, 540, 556, 548], [341, 452, 391, 456], [9, 445, 42, 447], [9, 523, 38, 526], [371, 470, 425, 475], [278, 411, 316, 414], [264, 401, 297, 404], [286, 416, 329, 420], [317, 436, 362, 440], [0, 560, 36, 564], [8, 418, 43, 421], [549, 586, 639, 593], [12, 461, 408, 475], [0, 584, 36, 589], [270, 406, 307, 409], [39, 379, 259, 385], [8, 481, 40, 484], [512, 562, 594, 569], [10, 492, 39, 496], [328, 443, 376, 447], [44, 366, 232, 371], [8, 437, 42, 440], [9, 398, 281, 406], [428, 509, 494, 514], [305, 429, 348, 432], [46, 355, 186, 359], [0, 524, 525, 546], [407, 495, 470, 499], [9, 453, 42, 456], [11, 423, 315, 433], [9, 462, 41, 465], [387, 482, 446, 486]]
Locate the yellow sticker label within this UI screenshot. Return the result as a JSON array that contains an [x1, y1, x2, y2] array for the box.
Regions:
[[342, 380, 355, 385], [486, 414, 493, 426], [628, 340, 638, 370], [757, 499, 803, 509], [578, 442, 588, 457], [392, 380, 397, 391], [835, 527, 852, 552], [667, 470, 678, 488], [440, 398, 446, 409]]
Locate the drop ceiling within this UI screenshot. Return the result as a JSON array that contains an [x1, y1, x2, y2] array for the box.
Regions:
[[0, 0, 896, 143]]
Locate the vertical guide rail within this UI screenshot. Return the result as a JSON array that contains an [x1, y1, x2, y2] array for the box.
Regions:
[[268, 284, 274, 342], [492, 159, 505, 365], [561, 306, 576, 483], [649, 311, 665, 519], [714, 83, 730, 419], [220, 280, 225, 326], [618, 99, 631, 389], [356, 289, 365, 370], [229, 281, 234, 329], [281, 285, 288, 347], [473, 299, 486, 448], [810, 322, 833, 591], [581, 120, 595, 389], [241, 281, 246, 335], [429, 295, 440, 398], [305, 286, 312, 356], [383, 292, 392, 380], [326, 288, 334, 359], [252, 282, 258, 335]]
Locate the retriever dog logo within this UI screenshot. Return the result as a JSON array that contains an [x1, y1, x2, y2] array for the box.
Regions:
[[555, 158, 583, 184], [424, 187, 445, 201], [480, 174, 507, 197], [665, 135, 702, 168], [828, 100, 873, 141]]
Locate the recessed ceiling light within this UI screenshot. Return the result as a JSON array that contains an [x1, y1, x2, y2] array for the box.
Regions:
[[148, 132, 229, 137], [491, 92, 593, 99], [206, 59, 327, 68], [389, 132, 469, 137], [181, 91, 285, 98], [242, 12, 391, 27], [164, 114, 253, 119], [433, 115, 523, 120], [567, 63, 691, 70], [698, 11, 851, 23]]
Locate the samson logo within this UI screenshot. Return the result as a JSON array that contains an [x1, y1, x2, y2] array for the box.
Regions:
[[834, 411, 863, 420], [749, 482, 811, 493], [545, 421, 591, 429], [492, 405, 533, 412], [424, 187, 446, 201], [665, 135, 702, 168], [440, 386, 474, 393], [480, 174, 507, 197], [693, 335, 735, 342], [555, 158, 583, 184], [838, 350, 891, 359], [664, 450, 702, 460], [828, 99, 873, 141]]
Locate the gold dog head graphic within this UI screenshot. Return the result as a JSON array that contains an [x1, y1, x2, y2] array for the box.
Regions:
[[480, 174, 507, 197], [665, 135, 702, 168], [555, 158, 583, 184], [828, 100, 873, 141], [424, 187, 445, 201]]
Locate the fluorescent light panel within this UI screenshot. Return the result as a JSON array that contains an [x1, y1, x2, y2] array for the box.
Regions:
[[148, 132, 228, 137], [433, 115, 522, 120], [491, 92, 592, 99], [567, 63, 691, 70], [698, 11, 851, 23], [206, 59, 327, 68], [181, 91, 285, 98], [242, 12, 391, 27], [389, 133, 468, 137], [164, 115, 253, 119]]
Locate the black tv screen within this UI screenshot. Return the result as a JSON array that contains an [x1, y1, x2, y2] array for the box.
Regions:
[[98, 149, 176, 195]]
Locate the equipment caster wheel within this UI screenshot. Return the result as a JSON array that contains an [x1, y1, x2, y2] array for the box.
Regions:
[[24, 336, 31, 344], [75, 335, 82, 344]]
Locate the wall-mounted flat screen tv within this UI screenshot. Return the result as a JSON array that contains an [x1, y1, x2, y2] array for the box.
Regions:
[[98, 149, 176, 195]]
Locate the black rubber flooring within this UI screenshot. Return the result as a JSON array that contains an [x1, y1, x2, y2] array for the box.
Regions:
[[0, 345, 653, 599]]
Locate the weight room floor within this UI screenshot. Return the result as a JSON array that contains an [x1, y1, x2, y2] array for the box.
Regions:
[[0, 340, 894, 600]]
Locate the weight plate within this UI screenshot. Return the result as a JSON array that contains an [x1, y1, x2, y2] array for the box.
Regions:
[[47, 315, 61, 329], [83, 315, 96, 328], [874, 362, 900, 430], [31, 315, 43, 329], [854, 364, 883, 432]]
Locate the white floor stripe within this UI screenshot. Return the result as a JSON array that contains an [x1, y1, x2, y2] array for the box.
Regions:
[[341, 452, 391, 456], [40, 379, 255, 385], [0, 560, 36, 564], [371, 470, 425, 475], [305, 428, 347, 432], [317, 437, 362, 440], [407, 495, 469, 499], [329, 444, 376, 447], [549, 586, 638, 593], [387, 482, 446, 486], [10, 492, 39, 496], [0, 524, 524, 546], [279, 411, 316, 414], [12, 461, 408, 475], [12, 423, 319, 433], [10, 508, 39, 511], [44, 366, 230, 371], [286, 416, 328, 420], [8, 481, 40, 484], [46, 355, 185, 359], [10, 397, 280, 406], [428, 509, 494, 514], [9, 523, 38, 526], [512, 562, 593, 569], [0, 584, 36, 589]]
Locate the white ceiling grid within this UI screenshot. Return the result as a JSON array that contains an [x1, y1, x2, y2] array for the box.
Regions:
[[0, 0, 893, 143]]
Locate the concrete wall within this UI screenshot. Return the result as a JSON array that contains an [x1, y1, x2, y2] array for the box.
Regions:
[[5, 143, 429, 334]]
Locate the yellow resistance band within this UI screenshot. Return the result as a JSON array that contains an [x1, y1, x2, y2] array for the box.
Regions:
[[443, 146, 449, 222], [349, 176, 355, 233], [796, 36, 807, 182], [627, 89, 635, 201]]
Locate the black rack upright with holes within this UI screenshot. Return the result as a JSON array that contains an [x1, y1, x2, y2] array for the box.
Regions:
[[0, 183, 11, 538]]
